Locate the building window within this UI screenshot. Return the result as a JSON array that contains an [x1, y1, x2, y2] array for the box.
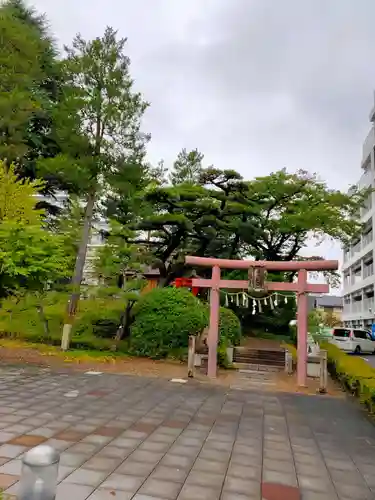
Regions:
[[364, 260, 374, 279], [351, 239, 361, 257], [352, 267, 362, 284], [362, 193, 373, 215]]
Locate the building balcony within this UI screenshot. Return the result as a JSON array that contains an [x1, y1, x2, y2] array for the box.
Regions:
[[364, 298, 375, 314], [359, 164, 373, 188], [342, 243, 375, 272], [342, 273, 375, 296]]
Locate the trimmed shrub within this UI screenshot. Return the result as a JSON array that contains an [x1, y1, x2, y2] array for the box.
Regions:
[[323, 342, 375, 411], [130, 287, 208, 358], [218, 307, 241, 347]]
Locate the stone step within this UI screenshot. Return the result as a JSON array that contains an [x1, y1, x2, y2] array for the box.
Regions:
[[233, 352, 285, 367], [234, 346, 285, 354], [234, 356, 284, 364], [234, 363, 283, 372], [233, 353, 285, 360], [234, 348, 284, 357]]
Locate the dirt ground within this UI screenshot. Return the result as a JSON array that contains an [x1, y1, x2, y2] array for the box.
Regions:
[[0, 343, 190, 379], [0, 340, 343, 397]]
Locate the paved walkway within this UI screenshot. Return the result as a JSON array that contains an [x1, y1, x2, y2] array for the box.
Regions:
[[0, 366, 373, 499]]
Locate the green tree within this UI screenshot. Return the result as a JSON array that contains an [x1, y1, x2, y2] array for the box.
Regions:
[[0, 162, 43, 224], [130, 167, 258, 285], [130, 165, 365, 291], [243, 169, 366, 261], [0, 0, 62, 188], [170, 148, 204, 185], [0, 221, 70, 297], [0, 4, 45, 162], [95, 220, 142, 287], [95, 220, 146, 343], [0, 161, 70, 299], [40, 27, 150, 349], [147, 159, 168, 187]]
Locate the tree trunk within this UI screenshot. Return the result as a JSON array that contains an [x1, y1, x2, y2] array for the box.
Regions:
[[61, 192, 95, 350], [112, 301, 135, 350], [37, 304, 49, 336]]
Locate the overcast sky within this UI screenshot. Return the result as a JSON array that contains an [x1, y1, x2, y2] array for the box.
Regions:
[[30, 0, 375, 270]]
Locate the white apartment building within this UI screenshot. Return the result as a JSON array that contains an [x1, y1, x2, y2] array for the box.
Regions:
[[342, 98, 375, 328]]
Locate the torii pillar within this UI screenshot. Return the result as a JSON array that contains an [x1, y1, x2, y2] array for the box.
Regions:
[[185, 257, 338, 387]]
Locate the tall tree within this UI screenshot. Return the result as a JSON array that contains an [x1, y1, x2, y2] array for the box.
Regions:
[[40, 27, 150, 349], [0, 0, 62, 197], [0, 4, 45, 162], [170, 148, 204, 185]]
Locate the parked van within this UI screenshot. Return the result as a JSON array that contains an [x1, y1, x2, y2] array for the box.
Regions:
[[330, 328, 375, 354]]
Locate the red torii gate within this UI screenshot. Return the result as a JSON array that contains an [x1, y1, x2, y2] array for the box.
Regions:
[[185, 256, 338, 387]]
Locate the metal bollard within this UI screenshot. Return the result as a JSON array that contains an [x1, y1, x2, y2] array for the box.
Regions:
[[19, 445, 60, 500]]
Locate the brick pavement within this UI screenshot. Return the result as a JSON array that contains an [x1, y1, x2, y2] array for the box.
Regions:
[[0, 366, 373, 499]]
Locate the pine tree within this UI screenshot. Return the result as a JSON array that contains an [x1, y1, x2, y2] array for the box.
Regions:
[[40, 27, 150, 349], [170, 148, 204, 185]]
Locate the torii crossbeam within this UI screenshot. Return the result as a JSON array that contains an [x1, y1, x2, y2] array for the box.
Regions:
[[185, 256, 338, 387]]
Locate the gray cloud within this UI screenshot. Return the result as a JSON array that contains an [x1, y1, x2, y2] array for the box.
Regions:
[[30, 0, 375, 267], [32, 0, 375, 183]]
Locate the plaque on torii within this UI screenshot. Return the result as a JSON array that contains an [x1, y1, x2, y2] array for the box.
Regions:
[[185, 256, 338, 387], [248, 265, 267, 293]]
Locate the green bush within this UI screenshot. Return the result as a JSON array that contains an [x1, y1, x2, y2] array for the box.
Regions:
[[0, 329, 129, 352], [323, 342, 375, 411], [0, 289, 243, 363], [73, 298, 124, 338], [0, 292, 127, 350], [130, 288, 242, 361], [130, 287, 208, 358], [218, 307, 241, 347]]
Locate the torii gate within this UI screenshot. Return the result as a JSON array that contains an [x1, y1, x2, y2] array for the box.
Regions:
[[185, 256, 338, 387]]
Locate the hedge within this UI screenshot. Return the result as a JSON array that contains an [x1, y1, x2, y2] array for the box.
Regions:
[[323, 342, 375, 411], [0, 293, 128, 351], [0, 289, 242, 364]]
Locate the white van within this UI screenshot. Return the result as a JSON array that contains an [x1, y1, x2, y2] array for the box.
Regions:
[[330, 328, 375, 354]]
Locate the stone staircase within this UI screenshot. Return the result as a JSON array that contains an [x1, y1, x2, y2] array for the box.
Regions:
[[233, 347, 285, 371], [196, 346, 286, 372]]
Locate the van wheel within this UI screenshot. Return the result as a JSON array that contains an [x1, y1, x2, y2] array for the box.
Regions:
[[354, 346, 361, 354]]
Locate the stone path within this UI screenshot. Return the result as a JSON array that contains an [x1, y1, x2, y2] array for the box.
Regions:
[[230, 369, 277, 391], [0, 366, 373, 499]]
